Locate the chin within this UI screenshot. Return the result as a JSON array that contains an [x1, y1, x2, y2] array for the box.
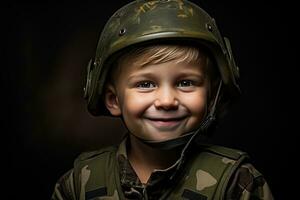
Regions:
[[147, 131, 183, 141]]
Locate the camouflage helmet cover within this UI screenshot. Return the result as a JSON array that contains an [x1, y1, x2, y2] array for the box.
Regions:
[[84, 0, 240, 116]]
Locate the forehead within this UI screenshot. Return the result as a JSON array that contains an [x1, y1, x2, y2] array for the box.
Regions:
[[118, 59, 206, 82], [109, 44, 209, 84]]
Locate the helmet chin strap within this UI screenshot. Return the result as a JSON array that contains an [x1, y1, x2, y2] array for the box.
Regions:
[[132, 80, 223, 150]]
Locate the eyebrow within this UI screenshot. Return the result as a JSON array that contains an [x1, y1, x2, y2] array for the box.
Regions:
[[127, 70, 205, 82], [127, 72, 157, 82]]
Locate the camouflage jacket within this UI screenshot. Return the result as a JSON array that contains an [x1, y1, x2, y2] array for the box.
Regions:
[[51, 138, 274, 200]]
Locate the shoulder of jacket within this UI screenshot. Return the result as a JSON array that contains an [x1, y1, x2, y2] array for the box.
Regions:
[[68, 146, 118, 198], [198, 143, 249, 161], [75, 145, 117, 162]]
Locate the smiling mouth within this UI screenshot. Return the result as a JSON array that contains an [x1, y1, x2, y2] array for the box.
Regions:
[[145, 116, 187, 130]]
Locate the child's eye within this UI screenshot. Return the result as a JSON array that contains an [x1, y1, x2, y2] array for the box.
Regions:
[[177, 80, 194, 87], [136, 81, 156, 89]]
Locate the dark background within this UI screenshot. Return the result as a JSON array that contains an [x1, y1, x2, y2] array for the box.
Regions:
[[4, 1, 296, 199]]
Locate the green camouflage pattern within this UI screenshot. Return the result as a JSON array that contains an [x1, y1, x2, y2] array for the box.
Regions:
[[51, 138, 274, 200]]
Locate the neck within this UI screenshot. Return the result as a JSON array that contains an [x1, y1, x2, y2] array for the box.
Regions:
[[128, 134, 181, 184]]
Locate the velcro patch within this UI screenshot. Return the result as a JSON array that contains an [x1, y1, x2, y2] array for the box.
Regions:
[[85, 187, 107, 200], [182, 189, 208, 200]]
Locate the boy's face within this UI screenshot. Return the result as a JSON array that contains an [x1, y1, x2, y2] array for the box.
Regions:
[[105, 59, 208, 141]]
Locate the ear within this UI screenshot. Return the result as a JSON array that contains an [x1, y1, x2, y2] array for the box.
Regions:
[[104, 84, 122, 116]]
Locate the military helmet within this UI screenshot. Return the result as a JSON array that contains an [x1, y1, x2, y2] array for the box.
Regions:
[[84, 0, 240, 116]]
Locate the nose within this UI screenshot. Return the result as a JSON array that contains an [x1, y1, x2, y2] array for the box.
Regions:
[[154, 85, 179, 110]]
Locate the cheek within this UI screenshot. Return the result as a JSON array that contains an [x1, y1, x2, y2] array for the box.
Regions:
[[122, 91, 152, 117], [182, 91, 207, 116]]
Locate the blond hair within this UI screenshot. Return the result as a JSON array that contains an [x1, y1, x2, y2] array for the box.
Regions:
[[111, 45, 212, 80], [125, 45, 207, 67], [111, 44, 218, 87]]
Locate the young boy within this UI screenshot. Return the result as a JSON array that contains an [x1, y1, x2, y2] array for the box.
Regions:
[[52, 0, 273, 199]]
